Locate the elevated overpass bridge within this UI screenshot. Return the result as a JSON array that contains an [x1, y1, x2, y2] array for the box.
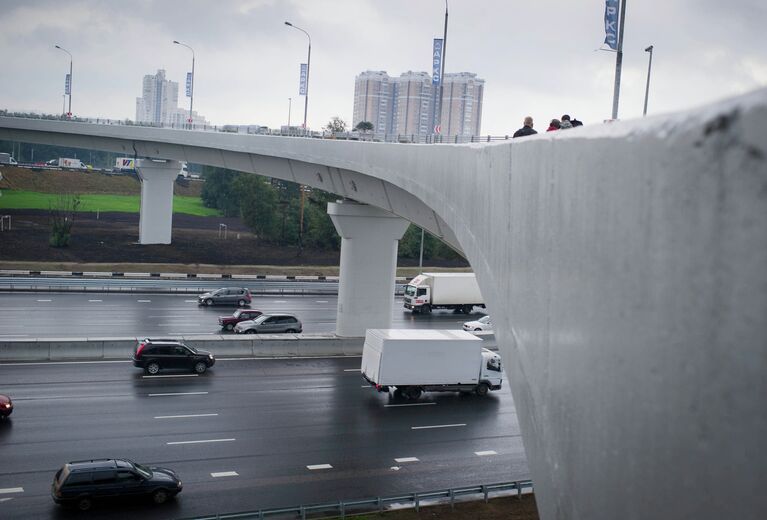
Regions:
[[1, 88, 765, 519]]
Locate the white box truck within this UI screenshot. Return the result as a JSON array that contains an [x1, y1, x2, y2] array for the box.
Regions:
[[361, 329, 503, 399], [0, 153, 18, 165], [403, 272, 485, 314], [51, 158, 85, 169], [114, 157, 136, 172]]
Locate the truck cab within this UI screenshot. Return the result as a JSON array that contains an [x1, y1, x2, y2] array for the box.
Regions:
[[480, 348, 503, 393], [403, 282, 430, 311]]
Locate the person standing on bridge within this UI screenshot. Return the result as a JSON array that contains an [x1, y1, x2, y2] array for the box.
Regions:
[[512, 116, 537, 138]]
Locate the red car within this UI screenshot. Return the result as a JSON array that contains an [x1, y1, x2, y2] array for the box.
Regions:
[[218, 309, 263, 331], [0, 394, 12, 418]]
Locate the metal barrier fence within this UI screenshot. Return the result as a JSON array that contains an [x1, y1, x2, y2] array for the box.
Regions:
[[184, 480, 533, 520], [0, 113, 513, 145]]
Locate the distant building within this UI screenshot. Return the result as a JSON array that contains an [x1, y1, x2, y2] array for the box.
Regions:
[[352, 69, 483, 139], [352, 71, 394, 135], [135, 69, 207, 126]]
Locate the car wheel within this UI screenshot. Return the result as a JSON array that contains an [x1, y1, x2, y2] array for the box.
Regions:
[[225, 323, 234, 331], [145, 362, 160, 375], [246, 329, 256, 334], [205, 298, 213, 306], [152, 489, 169, 505], [422, 305, 431, 314], [474, 328, 482, 331], [237, 299, 246, 307], [77, 496, 92, 511], [405, 387, 422, 400], [285, 329, 297, 333], [476, 383, 490, 396], [193, 361, 207, 374]]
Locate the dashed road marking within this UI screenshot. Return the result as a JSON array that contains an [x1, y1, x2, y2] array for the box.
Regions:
[[148, 391, 208, 397], [475, 450, 498, 456], [142, 374, 199, 379], [274, 300, 287, 303], [137, 299, 152, 303], [167, 438, 235, 445], [316, 300, 329, 303], [411, 423, 466, 430], [88, 299, 103, 302], [154, 413, 218, 419], [394, 457, 419, 463], [343, 368, 359, 372], [36, 299, 52, 302], [306, 464, 333, 470], [0, 488, 24, 494], [185, 300, 198, 303], [211, 471, 239, 478]]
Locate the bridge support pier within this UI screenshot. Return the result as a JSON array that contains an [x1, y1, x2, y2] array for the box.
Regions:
[[136, 159, 182, 245], [328, 200, 409, 337]]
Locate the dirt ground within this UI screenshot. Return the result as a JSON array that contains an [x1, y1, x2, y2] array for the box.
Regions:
[[345, 494, 538, 520]]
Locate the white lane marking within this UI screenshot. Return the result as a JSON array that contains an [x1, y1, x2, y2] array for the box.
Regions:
[[88, 299, 103, 302], [385, 402, 436, 408], [155, 413, 219, 419], [185, 300, 198, 303], [0, 360, 128, 366], [475, 450, 498, 456], [273, 300, 287, 303], [167, 438, 235, 445], [143, 374, 199, 379], [0, 334, 29, 337], [0, 487, 24, 494], [211, 471, 239, 478], [166, 332, 216, 335], [316, 300, 329, 303], [137, 299, 152, 303], [0, 497, 13, 502], [394, 457, 419, 463], [306, 464, 333, 470], [148, 315, 185, 318], [36, 299, 52, 302], [148, 391, 208, 397], [343, 368, 359, 372], [390, 466, 400, 471], [411, 423, 466, 430]]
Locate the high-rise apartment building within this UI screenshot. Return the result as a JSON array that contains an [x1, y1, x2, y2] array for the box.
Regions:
[[392, 71, 434, 137], [352, 69, 483, 139], [352, 71, 393, 134], [135, 69, 207, 126], [438, 73, 485, 137]]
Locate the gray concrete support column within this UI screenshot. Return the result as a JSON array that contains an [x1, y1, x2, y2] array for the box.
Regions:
[[136, 159, 181, 244], [328, 200, 409, 337]]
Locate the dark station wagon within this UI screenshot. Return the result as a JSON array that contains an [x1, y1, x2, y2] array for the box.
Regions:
[[132, 339, 216, 375], [51, 458, 182, 511]]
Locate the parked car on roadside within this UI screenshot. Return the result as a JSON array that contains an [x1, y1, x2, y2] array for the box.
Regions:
[[234, 313, 302, 334], [218, 309, 263, 331], [462, 315, 493, 332], [132, 338, 215, 374], [51, 458, 182, 511], [0, 394, 12, 418], [198, 287, 252, 307]]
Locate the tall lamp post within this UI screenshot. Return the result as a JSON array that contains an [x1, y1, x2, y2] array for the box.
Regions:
[[435, 1, 448, 139], [54, 45, 72, 118], [284, 21, 311, 134], [643, 45, 654, 116], [173, 40, 195, 128], [287, 97, 292, 131]]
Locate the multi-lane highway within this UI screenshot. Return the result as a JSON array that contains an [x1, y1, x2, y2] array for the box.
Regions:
[[0, 357, 527, 518], [0, 292, 483, 338]]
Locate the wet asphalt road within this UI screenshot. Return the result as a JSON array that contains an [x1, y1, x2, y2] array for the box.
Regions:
[[0, 357, 527, 519], [0, 292, 484, 339]]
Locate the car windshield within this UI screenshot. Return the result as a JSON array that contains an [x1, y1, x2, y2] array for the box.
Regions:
[[479, 316, 491, 324], [404, 285, 416, 297], [132, 462, 152, 479], [186, 345, 198, 354], [254, 315, 269, 324], [233, 310, 243, 318]]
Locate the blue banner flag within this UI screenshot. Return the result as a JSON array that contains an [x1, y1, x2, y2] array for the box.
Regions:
[[64, 74, 71, 95], [604, 0, 619, 50], [432, 39, 443, 86], [299, 64, 308, 96], [185, 73, 192, 97]]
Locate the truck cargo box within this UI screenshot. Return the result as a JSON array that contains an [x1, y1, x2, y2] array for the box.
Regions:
[[361, 329, 483, 386]]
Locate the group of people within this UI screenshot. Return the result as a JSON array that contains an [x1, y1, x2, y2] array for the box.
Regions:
[[512, 114, 583, 138]]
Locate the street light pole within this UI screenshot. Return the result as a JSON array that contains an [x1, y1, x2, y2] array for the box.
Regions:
[[54, 45, 72, 117], [610, 0, 627, 120], [173, 40, 195, 128], [284, 21, 311, 134], [288, 97, 292, 130], [435, 1, 448, 138], [643, 45, 654, 117]]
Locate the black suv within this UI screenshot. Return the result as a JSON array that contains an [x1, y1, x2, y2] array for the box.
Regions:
[[51, 458, 182, 511], [133, 338, 215, 375]]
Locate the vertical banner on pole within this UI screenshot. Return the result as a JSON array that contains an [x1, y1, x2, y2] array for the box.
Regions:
[[604, 0, 619, 50], [432, 39, 443, 86], [64, 74, 71, 95], [185, 72, 192, 97], [299, 64, 308, 96]]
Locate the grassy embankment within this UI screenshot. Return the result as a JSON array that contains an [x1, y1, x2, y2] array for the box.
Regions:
[[0, 190, 218, 217]]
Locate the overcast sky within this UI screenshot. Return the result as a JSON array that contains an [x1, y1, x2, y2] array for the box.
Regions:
[[1, 0, 765, 134]]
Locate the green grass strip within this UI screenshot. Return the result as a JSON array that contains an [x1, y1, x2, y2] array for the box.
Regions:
[[0, 190, 220, 217]]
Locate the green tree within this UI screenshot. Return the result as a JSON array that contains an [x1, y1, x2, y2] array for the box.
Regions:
[[200, 166, 242, 217], [235, 175, 280, 241], [325, 116, 347, 133], [354, 121, 374, 133], [48, 193, 81, 247], [304, 191, 340, 250]]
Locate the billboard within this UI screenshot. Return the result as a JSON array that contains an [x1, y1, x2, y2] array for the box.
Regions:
[[64, 74, 71, 95], [186, 72, 193, 97], [299, 63, 308, 95], [604, 0, 619, 50], [432, 39, 443, 86]]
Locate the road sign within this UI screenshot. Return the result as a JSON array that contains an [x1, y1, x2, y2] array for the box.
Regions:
[[434, 125, 441, 134]]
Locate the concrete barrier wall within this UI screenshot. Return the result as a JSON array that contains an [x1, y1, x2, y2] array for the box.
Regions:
[[0, 334, 365, 361]]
